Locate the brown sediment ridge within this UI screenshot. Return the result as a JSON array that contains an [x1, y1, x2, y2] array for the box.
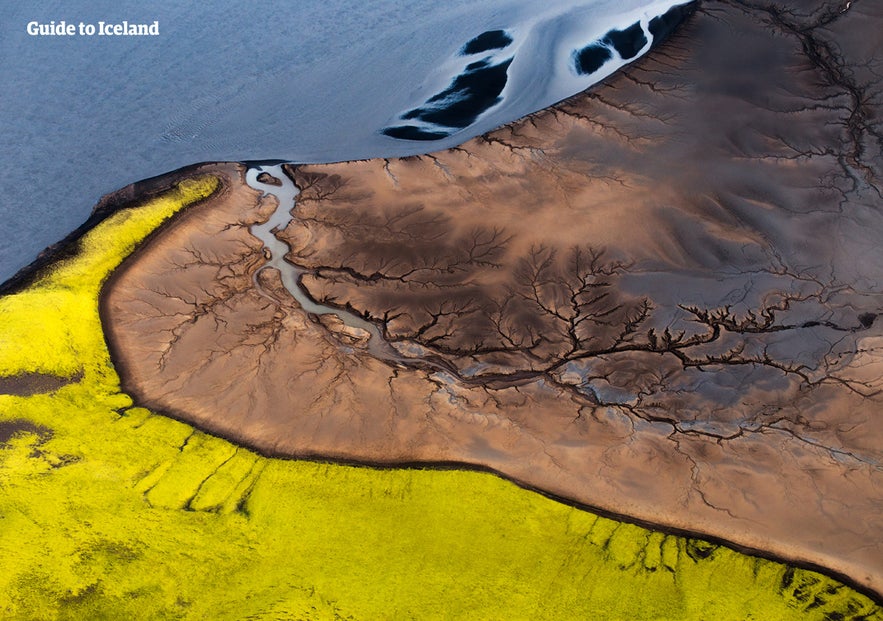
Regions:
[[101, 0, 883, 599]]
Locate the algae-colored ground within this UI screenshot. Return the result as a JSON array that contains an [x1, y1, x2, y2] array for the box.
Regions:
[[0, 177, 879, 620]]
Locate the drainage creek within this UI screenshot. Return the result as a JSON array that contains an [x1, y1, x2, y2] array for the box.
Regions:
[[245, 163, 551, 389], [245, 164, 416, 365]]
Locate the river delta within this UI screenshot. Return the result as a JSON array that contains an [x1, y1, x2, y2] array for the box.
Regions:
[[1, 0, 882, 618]]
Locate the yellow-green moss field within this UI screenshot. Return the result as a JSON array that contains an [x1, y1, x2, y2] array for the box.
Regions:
[[0, 176, 880, 619]]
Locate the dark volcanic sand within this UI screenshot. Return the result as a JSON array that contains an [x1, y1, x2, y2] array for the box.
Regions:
[[102, 0, 883, 598]]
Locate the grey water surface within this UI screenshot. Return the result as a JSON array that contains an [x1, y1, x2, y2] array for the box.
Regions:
[[0, 0, 688, 282]]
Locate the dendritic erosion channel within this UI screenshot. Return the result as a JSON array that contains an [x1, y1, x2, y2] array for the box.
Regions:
[[246, 165, 432, 367], [101, 0, 883, 602]]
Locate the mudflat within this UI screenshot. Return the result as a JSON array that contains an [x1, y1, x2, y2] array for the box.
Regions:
[[102, 0, 883, 598]]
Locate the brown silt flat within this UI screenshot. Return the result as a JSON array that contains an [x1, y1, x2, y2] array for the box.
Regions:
[[102, 0, 883, 598]]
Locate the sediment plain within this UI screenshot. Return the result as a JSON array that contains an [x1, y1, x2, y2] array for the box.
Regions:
[[102, 0, 883, 600], [4, 168, 879, 618]]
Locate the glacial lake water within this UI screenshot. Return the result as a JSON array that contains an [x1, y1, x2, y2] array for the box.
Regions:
[[0, 0, 689, 282]]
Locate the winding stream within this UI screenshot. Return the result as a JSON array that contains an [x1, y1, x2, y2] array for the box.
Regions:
[[245, 164, 408, 364]]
